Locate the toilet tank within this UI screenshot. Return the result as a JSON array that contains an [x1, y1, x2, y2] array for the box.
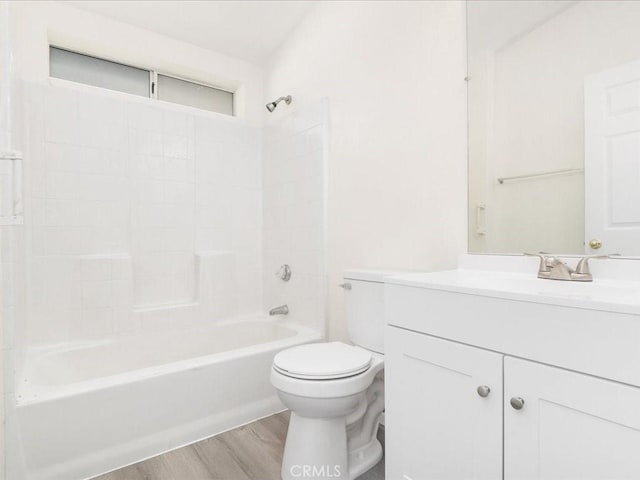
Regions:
[[344, 269, 405, 354]]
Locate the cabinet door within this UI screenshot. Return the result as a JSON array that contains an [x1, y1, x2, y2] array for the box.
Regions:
[[385, 326, 503, 480], [505, 357, 640, 479]]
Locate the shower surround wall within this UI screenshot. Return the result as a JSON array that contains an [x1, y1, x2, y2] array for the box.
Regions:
[[22, 82, 262, 347], [262, 101, 327, 333]]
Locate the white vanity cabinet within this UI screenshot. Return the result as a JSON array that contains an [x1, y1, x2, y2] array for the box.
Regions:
[[386, 327, 640, 480], [385, 326, 503, 480], [504, 357, 640, 479], [384, 258, 640, 480]]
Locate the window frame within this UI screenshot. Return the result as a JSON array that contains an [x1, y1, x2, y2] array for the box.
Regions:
[[153, 71, 235, 116], [49, 45, 235, 116]]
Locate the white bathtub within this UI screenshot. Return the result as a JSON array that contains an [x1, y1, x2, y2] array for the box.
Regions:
[[16, 318, 321, 480]]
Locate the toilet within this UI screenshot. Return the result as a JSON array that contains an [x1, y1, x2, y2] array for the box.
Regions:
[[271, 269, 398, 480]]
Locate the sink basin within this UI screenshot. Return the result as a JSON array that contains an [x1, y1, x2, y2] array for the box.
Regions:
[[388, 264, 640, 315]]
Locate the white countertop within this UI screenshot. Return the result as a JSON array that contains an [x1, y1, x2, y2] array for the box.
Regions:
[[385, 254, 640, 315]]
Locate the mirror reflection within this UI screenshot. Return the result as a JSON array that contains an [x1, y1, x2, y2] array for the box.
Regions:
[[467, 0, 640, 256]]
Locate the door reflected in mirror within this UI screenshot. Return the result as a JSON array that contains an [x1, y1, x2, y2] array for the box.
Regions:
[[467, 0, 640, 256]]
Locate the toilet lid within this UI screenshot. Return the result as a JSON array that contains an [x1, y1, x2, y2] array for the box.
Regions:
[[273, 342, 372, 380]]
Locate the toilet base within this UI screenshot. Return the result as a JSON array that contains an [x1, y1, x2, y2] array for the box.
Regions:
[[348, 437, 383, 479], [281, 413, 349, 480], [280, 413, 383, 480]]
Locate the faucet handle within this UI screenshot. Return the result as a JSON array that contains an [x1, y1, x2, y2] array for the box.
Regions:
[[575, 255, 609, 274], [524, 253, 550, 273]]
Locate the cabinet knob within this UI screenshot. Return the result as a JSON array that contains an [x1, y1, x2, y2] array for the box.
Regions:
[[510, 397, 525, 410], [476, 385, 490, 398], [338, 283, 352, 290]]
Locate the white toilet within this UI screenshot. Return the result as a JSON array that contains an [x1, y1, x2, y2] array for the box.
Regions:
[[271, 269, 396, 480]]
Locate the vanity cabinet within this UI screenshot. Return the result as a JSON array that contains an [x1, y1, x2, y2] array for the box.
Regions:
[[504, 357, 640, 479], [385, 326, 503, 480], [386, 326, 640, 480]]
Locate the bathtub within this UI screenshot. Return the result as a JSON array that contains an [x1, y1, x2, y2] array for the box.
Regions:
[[15, 317, 322, 480]]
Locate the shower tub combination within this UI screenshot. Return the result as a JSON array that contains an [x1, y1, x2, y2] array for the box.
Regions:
[[16, 317, 321, 480], [11, 78, 328, 479]]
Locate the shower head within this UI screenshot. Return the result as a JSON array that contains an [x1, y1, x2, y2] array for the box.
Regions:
[[266, 95, 292, 112]]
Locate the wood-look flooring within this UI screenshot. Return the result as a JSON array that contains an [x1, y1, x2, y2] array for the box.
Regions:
[[94, 411, 385, 480]]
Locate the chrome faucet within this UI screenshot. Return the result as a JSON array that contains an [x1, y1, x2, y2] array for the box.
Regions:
[[525, 253, 610, 282], [269, 304, 289, 316]]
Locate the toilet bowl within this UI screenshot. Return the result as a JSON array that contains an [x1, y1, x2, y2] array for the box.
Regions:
[[271, 269, 404, 480], [272, 343, 384, 480]]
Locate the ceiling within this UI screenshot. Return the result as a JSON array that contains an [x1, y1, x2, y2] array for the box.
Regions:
[[64, 1, 317, 65]]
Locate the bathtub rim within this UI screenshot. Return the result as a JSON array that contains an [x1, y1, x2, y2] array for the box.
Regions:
[[17, 318, 322, 405]]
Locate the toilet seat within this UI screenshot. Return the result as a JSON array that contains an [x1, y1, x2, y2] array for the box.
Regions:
[[273, 342, 372, 380]]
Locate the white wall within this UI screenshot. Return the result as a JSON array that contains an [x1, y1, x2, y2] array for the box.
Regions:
[[8, 1, 264, 125], [264, 1, 468, 341], [469, 1, 640, 254]]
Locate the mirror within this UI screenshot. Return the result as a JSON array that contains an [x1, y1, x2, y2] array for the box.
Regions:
[[467, 0, 640, 256]]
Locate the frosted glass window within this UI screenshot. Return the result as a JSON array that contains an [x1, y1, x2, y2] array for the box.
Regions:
[[50, 47, 150, 97], [49, 47, 235, 115], [157, 74, 233, 115]]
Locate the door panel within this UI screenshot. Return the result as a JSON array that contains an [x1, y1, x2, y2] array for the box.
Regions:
[[385, 326, 503, 480], [505, 357, 640, 480], [585, 59, 640, 254]]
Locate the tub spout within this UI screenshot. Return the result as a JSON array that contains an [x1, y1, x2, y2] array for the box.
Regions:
[[269, 304, 289, 316]]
